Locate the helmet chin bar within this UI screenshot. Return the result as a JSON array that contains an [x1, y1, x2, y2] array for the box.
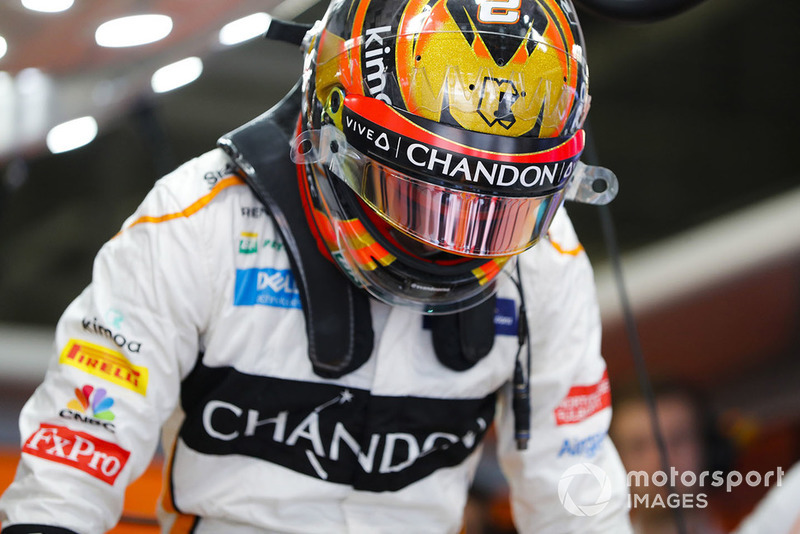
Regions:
[[386, 227, 461, 261], [328, 177, 507, 315]]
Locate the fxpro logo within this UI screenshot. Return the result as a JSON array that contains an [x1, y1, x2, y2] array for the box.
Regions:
[[23, 423, 130, 485]]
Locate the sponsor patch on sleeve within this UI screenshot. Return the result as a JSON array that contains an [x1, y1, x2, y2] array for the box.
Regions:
[[493, 297, 518, 336], [59, 339, 148, 396], [59, 384, 117, 433], [554, 370, 611, 425], [558, 431, 607, 458], [22, 423, 130, 485], [421, 297, 518, 336]]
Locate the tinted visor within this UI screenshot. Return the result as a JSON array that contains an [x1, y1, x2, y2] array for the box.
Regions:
[[357, 159, 564, 256], [292, 95, 585, 256]]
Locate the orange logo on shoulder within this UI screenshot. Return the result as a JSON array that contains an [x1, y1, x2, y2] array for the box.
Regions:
[[59, 339, 148, 396]]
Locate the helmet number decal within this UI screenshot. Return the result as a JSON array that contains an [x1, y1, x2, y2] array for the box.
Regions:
[[477, 0, 522, 24]]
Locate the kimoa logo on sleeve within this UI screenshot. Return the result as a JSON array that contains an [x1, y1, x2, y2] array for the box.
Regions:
[[22, 423, 130, 485], [59, 339, 148, 396]]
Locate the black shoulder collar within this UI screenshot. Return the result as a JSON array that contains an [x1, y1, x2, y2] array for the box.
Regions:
[[218, 83, 373, 379], [218, 84, 497, 377]]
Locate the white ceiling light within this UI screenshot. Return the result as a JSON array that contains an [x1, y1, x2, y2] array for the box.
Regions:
[[0, 35, 7, 61], [95, 14, 173, 48], [151, 57, 203, 94], [46, 116, 98, 154], [21, 0, 74, 13], [219, 13, 272, 46]]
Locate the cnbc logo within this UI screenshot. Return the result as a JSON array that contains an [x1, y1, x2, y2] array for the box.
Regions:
[[59, 385, 117, 432]]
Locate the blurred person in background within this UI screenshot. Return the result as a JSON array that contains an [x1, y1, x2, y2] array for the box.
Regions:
[[611, 382, 730, 534], [0, 0, 630, 532]]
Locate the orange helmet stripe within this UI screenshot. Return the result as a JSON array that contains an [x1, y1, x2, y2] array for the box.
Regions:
[[339, 218, 395, 269], [472, 257, 508, 285], [539, 0, 578, 91]]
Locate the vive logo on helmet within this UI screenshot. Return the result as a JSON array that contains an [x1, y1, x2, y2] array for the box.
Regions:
[[477, 77, 519, 130], [364, 26, 393, 105]]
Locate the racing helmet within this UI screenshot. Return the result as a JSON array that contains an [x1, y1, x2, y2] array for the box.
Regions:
[[292, 0, 592, 314]]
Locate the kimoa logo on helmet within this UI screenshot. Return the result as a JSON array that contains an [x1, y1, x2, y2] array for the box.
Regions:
[[364, 26, 393, 105]]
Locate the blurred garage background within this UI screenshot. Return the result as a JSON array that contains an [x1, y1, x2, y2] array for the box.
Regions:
[[0, 0, 798, 532]]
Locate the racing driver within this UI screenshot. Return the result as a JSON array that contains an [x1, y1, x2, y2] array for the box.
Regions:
[[0, 0, 632, 532]]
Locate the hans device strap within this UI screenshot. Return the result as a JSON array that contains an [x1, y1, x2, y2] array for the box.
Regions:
[[429, 295, 497, 371], [219, 83, 496, 375], [219, 84, 374, 378]]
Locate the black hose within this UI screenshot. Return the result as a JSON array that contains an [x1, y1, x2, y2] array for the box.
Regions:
[[573, 0, 707, 22]]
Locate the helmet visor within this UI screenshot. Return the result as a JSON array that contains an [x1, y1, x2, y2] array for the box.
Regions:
[[292, 95, 585, 257], [354, 157, 564, 257]]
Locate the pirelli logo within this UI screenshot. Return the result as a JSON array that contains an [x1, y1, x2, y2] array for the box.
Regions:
[[59, 339, 148, 396]]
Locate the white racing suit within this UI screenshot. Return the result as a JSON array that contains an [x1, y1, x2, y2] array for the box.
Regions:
[[0, 146, 632, 534]]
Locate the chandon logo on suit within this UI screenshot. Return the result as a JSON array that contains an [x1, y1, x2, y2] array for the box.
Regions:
[[180, 364, 496, 492]]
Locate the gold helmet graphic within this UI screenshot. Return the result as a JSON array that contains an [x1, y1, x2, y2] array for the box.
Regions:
[[292, 0, 602, 313], [313, 0, 589, 137]]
